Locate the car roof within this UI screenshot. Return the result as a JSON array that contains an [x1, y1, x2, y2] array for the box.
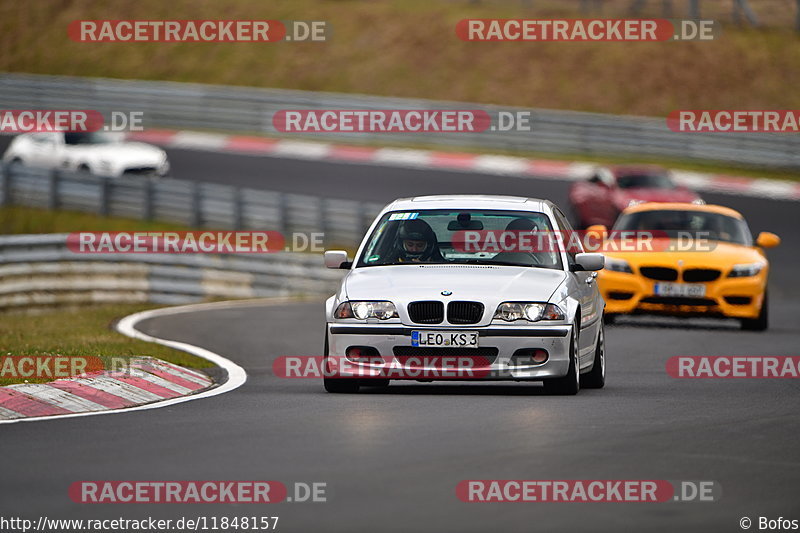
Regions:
[[383, 195, 553, 213], [622, 202, 744, 219]]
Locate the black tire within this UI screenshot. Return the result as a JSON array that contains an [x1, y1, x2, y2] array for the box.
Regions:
[[543, 324, 580, 395], [323, 330, 359, 393], [741, 290, 768, 331], [360, 378, 390, 388], [580, 323, 605, 389]]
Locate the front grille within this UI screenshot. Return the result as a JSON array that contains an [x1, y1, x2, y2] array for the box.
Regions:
[[683, 268, 721, 282], [447, 301, 484, 324], [640, 296, 717, 306], [407, 301, 444, 324], [640, 267, 678, 281], [608, 291, 634, 300], [392, 346, 498, 366], [724, 296, 752, 305], [122, 166, 159, 176]]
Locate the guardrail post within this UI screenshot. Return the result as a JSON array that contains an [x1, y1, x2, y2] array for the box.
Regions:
[[48, 169, 60, 210], [319, 197, 329, 248], [191, 181, 203, 227], [233, 187, 244, 229], [143, 178, 154, 221], [99, 176, 110, 216], [276, 192, 288, 237], [0, 162, 9, 207]]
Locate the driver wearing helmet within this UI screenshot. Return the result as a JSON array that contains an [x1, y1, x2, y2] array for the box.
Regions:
[[391, 219, 442, 263]]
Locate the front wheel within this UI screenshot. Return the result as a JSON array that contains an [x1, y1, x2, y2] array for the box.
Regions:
[[543, 325, 580, 395], [580, 323, 605, 389], [741, 291, 768, 331], [322, 329, 359, 393]]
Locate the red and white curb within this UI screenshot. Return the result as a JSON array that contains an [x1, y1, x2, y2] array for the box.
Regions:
[[129, 129, 800, 201], [0, 300, 252, 424]]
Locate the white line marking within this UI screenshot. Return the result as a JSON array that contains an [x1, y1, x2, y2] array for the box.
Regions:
[[373, 148, 431, 167], [473, 155, 529, 175], [169, 131, 229, 150], [134, 372, 194, 395], [131, 358, 211, 386], [272, 140, 332, 159], [0, 406, 23, 419], [7, 384, 107, 413], [66, 375, 163, 403], [0, 298, 261, 424]]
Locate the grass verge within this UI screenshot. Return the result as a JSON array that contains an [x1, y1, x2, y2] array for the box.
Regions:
[[0, 303, 213, 386], [1, 0, 799, 117], [0, 205, 191, 234]]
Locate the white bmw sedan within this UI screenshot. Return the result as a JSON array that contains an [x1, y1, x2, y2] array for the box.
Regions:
[[2, 131, 169, 178], [323, 195, 606, 395]]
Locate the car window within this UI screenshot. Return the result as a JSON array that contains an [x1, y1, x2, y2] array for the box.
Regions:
[[613, 209, 752, 245], [356, 209, 563, 270], [616, 173, 675, 189], [552, 208, 583, 268], [63, 132, 114, 145]]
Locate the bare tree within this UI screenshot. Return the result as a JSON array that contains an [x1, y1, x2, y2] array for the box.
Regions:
[[732, 0, 759, 27], [688, 0, 700, 19]]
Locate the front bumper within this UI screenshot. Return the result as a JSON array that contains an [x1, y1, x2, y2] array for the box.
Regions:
[[327, 323, 572, 380], [599, 270, 765, 319]]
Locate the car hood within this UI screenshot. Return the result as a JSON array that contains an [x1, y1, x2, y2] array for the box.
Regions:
[[343, 264, 567, 325], [603, 241, 766, 272]]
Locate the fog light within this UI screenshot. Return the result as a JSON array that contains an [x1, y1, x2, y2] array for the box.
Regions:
[[531, 349, 549, 364], [345, 346, 383, 364]]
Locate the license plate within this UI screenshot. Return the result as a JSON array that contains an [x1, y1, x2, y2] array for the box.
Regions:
[[654, 282, 706, 298], [411, 331, 478, 348]]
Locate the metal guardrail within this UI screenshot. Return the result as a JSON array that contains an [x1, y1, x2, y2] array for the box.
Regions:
[[0, 233, 345, 309], [0, 163, 378, 309], [1, 73, 799, 169], [0, 163, 385, 249]]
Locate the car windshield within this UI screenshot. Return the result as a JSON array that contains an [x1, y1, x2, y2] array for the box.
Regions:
[[63, 131, 116, 145], [616, 173, 675, 189], [356, 209, 563, 269], [614, 209, 752, 245]]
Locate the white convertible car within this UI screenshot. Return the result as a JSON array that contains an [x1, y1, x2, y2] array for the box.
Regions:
[[2, 131, 169, 177], [323, 195, 606, 395]]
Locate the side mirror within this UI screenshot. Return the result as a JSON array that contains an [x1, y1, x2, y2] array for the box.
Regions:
[[584, 225, 608, 252], [572, 252, 605, 272], [324, 250, 351, 269], [586, 224, 608, 236], [756, 232, 780, 249]]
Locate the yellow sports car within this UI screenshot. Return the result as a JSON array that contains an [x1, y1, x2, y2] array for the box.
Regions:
[[592, 202, 780, 330]]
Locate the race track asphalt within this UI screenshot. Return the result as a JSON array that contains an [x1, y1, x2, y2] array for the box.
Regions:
[[1, 142, 799, 532]]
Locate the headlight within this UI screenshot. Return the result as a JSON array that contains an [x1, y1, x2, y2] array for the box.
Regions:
[[605, 257, 633, 274], [727, 262, 765, 278], [494, 302, 565, 322], [334, 301, 398, 320]]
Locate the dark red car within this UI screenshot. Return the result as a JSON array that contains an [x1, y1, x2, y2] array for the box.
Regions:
[[567, 165, 701, 228]]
